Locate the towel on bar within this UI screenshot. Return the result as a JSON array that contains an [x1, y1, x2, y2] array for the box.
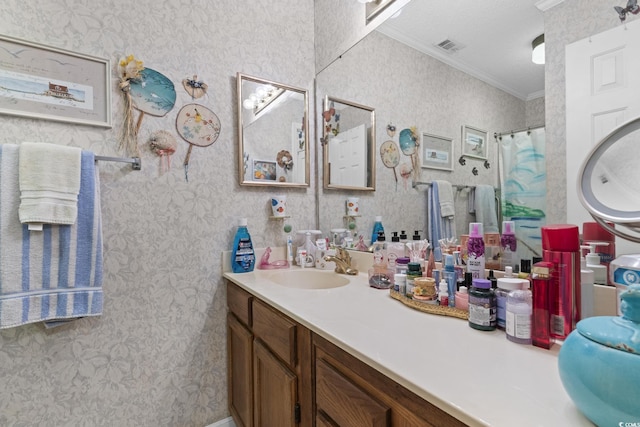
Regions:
[[0, 144, 103, 329], [468, 188, 475, 213], [435, 180, 455, 217], [18, 142, 82, 230], [427, 183, 456, 262], [474, 184, 499, 233]]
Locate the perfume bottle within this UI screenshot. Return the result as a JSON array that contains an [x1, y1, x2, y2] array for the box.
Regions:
[[531, 261, 554, 349]]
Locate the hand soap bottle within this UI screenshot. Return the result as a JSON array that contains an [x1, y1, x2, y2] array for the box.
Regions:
[[231, 217, 255, 273]]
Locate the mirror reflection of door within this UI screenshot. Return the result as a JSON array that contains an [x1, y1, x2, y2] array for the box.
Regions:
[[329, 124, 367, 187]]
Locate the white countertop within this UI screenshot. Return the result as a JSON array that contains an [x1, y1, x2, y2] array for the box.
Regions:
[[223, 250, 594, 427]]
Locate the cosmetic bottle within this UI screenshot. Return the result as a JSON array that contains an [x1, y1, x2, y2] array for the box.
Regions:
[[506, 283, 532, 345], [468, 278, 496, 331], [286, 234, 293, 268], [541, 224, 581, 340], [231, 218, 255, 273], [405, 262, 422, 298], [500, 220, 517, 271], [467, 223, 485, 279], [580, 257, 595, 320], [443, 254, 456, 307], [495, 277, 528, 330], [386, 232, 405, 269], [504, 266, 514, 278], [302, 232, 317, 268], [371, 216, 384, 245], [453, 250, 465, 282], [582, 221, 616, 270], [372, 231, 387, 271], [455, 286, 469, 311], [438, 279, 449, 306], [531, 261, 554, 349], [583, 243, 607, 285]]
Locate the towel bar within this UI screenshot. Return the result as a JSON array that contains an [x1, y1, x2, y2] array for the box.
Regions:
[[94, 155, 141, 170]]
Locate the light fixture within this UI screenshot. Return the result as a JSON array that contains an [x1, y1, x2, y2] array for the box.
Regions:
[[531, 34, 545, 65], [358, 0, 375, 3], [243, 84, 285, 115]]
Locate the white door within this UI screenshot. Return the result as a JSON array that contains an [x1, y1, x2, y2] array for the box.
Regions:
[[328, 124, 367, 187], [566, 19, 640, 254]]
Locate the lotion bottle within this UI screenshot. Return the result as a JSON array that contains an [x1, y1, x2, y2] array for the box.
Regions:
[[583, 243, 607, 285], [467, 222, 485, 279]]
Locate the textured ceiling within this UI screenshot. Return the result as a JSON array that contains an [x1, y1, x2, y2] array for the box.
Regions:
[[377, 0, 546, 101]]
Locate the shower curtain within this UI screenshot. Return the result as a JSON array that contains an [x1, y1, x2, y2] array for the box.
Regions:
[[498, 127, 546, 265]]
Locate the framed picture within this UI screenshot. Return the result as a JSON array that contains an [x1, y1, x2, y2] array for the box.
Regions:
[[366, 0, 397, 23], [253, 160, 277, 182], [0, 34, 111, 128], [421, 132, 453, 171], [461, 125, 488, 160]]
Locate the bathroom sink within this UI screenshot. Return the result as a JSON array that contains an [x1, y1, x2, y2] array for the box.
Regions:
[[265, 270, 350, 289]]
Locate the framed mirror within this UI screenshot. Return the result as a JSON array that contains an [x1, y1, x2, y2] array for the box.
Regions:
[[237, 73, 309, 187], [322, 95, 375, 191]]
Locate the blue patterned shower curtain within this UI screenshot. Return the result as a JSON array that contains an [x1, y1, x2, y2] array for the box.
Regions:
[[498, 127, 546, 265]]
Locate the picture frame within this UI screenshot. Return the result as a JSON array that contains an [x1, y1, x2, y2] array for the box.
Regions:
[[366, 0, 397, 23], [253, 160, 277, 182], [0, 34, 111, 128], [461, 125, 488, 160], [421, 132, 453, 171]]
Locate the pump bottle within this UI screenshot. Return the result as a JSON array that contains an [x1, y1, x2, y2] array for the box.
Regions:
[[500, 220, 517, 271]]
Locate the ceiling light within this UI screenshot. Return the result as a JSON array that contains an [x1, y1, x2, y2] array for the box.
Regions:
[[532, 34, 545, 65]]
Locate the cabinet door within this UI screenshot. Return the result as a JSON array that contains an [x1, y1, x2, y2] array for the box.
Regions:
[[253, 339, 298, 427], [316, 358, 390, 427], [228, 313, 254, 427]]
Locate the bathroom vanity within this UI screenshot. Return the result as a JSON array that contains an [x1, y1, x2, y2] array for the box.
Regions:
[[224, 266, 594, 427]]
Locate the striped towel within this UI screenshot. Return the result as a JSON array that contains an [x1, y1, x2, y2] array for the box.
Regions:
[[0, 144, 103, 329], [427, 183, 457, 262]]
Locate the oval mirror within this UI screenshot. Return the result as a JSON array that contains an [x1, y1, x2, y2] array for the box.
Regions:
[[578, 115, 640, 242], [322, 95, 376, 191], [237, 73, 309, 187]]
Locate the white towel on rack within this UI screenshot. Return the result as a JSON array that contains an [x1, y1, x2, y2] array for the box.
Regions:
[[1, 144, 103, 329], [435, 180, 455, 218], [18, 142, 82, 230], [427, 183, 456, 262], [474, 184, 499, 233]]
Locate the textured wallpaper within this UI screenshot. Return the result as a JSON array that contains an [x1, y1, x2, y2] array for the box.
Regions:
[[0, 1, 314, 425], [316, 31, 526, 242]]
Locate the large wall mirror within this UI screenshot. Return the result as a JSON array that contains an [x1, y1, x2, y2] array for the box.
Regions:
[[237, 73, 309, 187], [315, 1, 542, 245], [322, 95, 376, 191]]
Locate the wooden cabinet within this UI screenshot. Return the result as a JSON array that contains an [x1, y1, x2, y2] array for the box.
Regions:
[[227, 280, 467, 427], [313, 334, 467, 427], [227, 281, 312, 427]]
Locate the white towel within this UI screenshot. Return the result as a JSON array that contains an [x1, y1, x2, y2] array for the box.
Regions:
[[435, 180, 455, 218], [474, 184, 499, 233], [1, 144, 103, 329], [18, 142, 82, 230]]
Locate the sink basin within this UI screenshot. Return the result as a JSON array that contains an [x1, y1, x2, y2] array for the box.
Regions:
[[265, 270, 350, 289]]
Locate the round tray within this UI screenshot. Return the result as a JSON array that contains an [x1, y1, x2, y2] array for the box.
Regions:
[[389, 289, 469, 320]]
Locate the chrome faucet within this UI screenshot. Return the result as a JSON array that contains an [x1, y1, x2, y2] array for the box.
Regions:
[[324, 247, 359, 275]]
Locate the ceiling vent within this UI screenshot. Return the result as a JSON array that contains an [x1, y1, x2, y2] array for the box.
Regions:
[[435, 38, 465, 54]]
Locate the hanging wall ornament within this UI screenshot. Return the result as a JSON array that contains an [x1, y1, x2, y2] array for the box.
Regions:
[[399, 126, 421, 182], [387, 122, 397, 138], [129, 67, 176, 132], [615, 0, 640, 22], [182, 74, 208, 99], [380, 140, 400, 190], [277, 150, 294, 174], [117, 54, 145, 157], [176, 103, 221, 182], [148, 130, 177, 174], [399, 162, 413, 191]]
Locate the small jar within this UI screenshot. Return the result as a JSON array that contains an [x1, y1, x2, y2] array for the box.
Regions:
[[405, 262, 422, 297], [455, 286, 469, 311], [495, 278, 528, 329], [394, 273, 407, 294], [413, 277, 437, 301], [469, 278, 497, 331], [395, 257, 410, 275]]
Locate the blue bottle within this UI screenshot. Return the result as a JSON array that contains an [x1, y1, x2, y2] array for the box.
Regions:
[[371, 216, 384, 245], [444, 254, 457, 307], [231, 218, 255, 273]]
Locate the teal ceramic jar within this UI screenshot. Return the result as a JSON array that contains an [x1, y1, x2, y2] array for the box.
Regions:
[[558, 284, 640, 426]]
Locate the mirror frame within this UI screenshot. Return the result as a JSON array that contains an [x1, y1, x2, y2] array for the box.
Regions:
[[237, 72, 310, 188], [322, 95, 376, 191]]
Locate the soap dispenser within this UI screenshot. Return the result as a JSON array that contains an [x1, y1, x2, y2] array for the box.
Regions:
[[583, 243, 607, 285]]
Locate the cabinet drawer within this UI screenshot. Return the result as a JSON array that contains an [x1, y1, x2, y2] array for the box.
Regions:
[[227, 282, 252, 326], [316, 357, 390, 427], [252, 299, 297, 367]]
